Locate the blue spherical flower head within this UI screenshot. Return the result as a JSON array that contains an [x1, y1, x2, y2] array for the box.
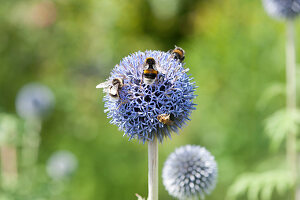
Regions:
[[99, 50, 196, 143], [162, 145, 218, 200], [47, 150, 78, 180], [263, 0, 300, 19], [16, 83, 55, 121]]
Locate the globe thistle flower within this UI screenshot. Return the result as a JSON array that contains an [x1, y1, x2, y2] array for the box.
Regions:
[[97, 50, 196, 143], [15, 83, 55, 121], [46, 150, 78, 180], [263, 0, 300, 19], [162, 145, 218, 200]]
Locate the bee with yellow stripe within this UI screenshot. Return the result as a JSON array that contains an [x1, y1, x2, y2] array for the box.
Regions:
[[168, 46, 185, 62], [142, 57, 159, 85], [157, 113, 175, 125]]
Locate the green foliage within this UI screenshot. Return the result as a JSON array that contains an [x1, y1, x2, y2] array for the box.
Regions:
[[136, 193, 146, 200], [227, 170, 294, 200], [257, 83, 285, 110], [0, 114, 23, 146], [265, 109, 300, 150], [0, 0, 299, 199]]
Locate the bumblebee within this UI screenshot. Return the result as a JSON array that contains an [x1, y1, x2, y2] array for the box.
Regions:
[[142, 57, 158, 85], [157, 113, 174, 125], [168, 46, 185, 62], [96, 78, 124, 100]]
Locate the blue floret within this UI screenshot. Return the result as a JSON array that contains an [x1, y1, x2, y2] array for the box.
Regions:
[[263, 0, 300, 19]]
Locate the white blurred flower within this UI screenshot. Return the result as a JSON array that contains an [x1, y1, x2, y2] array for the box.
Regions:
[[46, 151, 78, 180], [16, 83, 55, 121]]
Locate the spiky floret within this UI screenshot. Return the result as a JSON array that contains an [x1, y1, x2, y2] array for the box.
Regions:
[[162, 145, 218, 200], [101, 50, 196, 143], [263, 0, 300, 19]]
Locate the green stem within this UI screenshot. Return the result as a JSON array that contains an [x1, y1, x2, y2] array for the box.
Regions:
[[0, 145, 18, 188], [285, 19, 297, 198], [148, 137, 158, 200], [21, 119, 42, 169]]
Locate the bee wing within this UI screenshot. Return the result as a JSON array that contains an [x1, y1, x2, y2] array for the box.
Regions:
[[167, 49, 173, 54], [109, 86, 118, 96], [96, 80, 111, 89], [156, 63, 166, 74], [102, 87, 110, 93]]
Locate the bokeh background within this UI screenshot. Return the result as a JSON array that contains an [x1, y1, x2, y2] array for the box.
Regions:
[[0, 0, 298, 199]]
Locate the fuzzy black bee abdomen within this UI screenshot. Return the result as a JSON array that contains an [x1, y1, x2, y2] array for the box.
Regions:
[[143, 73, 157, 79]]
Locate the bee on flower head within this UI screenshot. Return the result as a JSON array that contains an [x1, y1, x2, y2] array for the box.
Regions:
[[142, 57, 159, 85], [168, 46, 185, 62], [157, 113, 174, 125], [97, 50, 196, 143], [96, 78, 124, 100]]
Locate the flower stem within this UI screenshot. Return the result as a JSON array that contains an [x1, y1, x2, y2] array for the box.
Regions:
[[148, 137, 158, 200], [21, 119, 41, 169], [285, 19, 298, 198], [0, 145, 18, 188]]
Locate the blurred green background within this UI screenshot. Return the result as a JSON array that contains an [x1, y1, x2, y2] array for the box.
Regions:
[[0, 0, 299, 199]]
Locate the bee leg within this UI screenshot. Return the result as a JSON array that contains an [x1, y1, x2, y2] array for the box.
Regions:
[[167, 55, 173, 62], [171, 75, 179, 84], [140, 76, 144, 89], [117, 103, 122, 110], [117, 99, 128, 110], [165, 93, 171, 98]]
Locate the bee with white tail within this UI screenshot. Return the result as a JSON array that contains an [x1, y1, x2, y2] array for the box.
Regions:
[[168, 46, 185, 62], [96, 78, 124, 100], [142, 57, 159, 85]]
